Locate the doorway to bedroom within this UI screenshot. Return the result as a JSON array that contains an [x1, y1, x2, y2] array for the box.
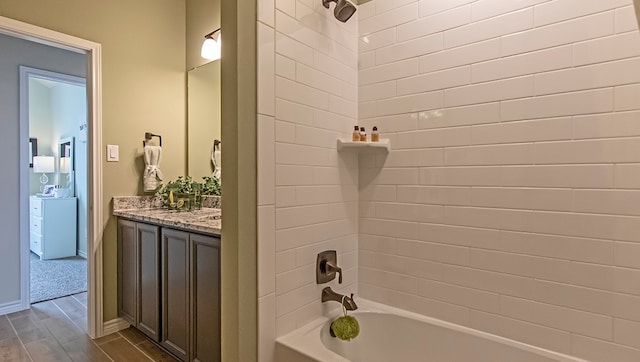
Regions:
[[22, 66, 88, 305]]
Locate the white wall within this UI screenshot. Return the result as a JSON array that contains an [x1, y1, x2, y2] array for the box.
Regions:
[[0, 33, 85, 309], [358, 0, 640, 360], [256, 0, 360, 360], [28, 79, 54, 195]]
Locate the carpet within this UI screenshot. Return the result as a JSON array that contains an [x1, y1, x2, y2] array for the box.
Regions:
[[30, 252, 87, 304]]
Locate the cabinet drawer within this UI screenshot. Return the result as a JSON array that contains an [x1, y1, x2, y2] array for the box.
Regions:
[[30, 216, 43, 234], [30, 198, 43, 217], [30, 232, 42, 253]]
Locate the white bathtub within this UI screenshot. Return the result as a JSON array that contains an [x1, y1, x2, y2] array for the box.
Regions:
[[276, 299, 588, 362]]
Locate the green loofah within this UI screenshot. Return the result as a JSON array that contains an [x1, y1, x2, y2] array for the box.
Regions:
[[331, 315, 360, 341]]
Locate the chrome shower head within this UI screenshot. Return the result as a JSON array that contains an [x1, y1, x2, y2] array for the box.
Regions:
[[322, 0, 357, 23]]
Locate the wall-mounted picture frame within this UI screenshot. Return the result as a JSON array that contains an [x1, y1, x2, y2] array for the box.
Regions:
[[29, 138, 37, 168]]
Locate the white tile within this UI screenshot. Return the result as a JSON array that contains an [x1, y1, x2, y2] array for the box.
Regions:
[[357, 0, 375, 20], [444, 8, 533, 49], [376, 0, 418, 15], [444, 76, 534, 108], [376, 33, 443, 65], [359, 28, 395, 53], [360, 3, 418, 35], [472, 45, 573, 83], [536, 58, 640, 96], [615, 83, 640, 111], [471, 117, 573, 145], [276, 76, 330, 110], [296, 63, 343, 96], [419, 102, 500, 129], [396, 5, 470, 42], [398, 66, 470, 96], [275, 0, 295, 17], [573, 334, 640, 362], [616, 5, 638, 33], [396, 126, 470, 149], [573, 31, 640, 67], [419, 38, 501, 74], [258, 0, 275, 27], [359, 80, 397, 102], [258, 206, 276, 297], [444, 144, 535, 166], [360, 113, 419, 133], [360, 90, 443, 119], [534, 0, 628, 27], [275, 165, 313, 185], [501, 88, 614, 121], [418, 0, 472, 18], [276, 32, 314, 66], [501, 11, 615, 56], [574, 111, 640, 140], [275, 54, 296, 80], [258, 294, 276, 362], [534, 138, 640, 165], [470, 0, 549, 22], [258, 115, 276, 205], [276, 99, 314, 125], [360, 58, 418, 86], [258, 23, 276, 116]]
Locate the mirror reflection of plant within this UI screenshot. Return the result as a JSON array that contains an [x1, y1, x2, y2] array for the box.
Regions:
[[202, 176, 221, 196]]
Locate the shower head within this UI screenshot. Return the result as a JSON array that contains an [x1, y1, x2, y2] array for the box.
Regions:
[[322, 0, 357, 23]]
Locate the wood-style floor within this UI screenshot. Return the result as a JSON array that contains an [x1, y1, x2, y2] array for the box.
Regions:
[[0, 293, 179, 362]]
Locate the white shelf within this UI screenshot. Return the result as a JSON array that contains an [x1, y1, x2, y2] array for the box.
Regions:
[[337, 138, 390, 152]]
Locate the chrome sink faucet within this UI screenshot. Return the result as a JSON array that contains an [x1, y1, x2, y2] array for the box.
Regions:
[[321, 287, 358, 311]]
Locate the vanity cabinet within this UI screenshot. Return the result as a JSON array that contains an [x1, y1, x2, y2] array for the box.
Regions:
[[117, 220, 161, 341], [118, 219, 221, 362], [30, 196, 77, 260]]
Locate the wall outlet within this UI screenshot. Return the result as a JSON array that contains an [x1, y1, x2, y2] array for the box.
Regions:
[[107, 144, 119, 162]]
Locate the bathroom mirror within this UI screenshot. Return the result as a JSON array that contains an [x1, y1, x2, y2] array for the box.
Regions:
[[187, 60, 221, 182], [59, 136, 75, 195]]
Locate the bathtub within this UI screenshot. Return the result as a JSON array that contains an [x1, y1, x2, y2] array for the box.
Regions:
[[276, 299, 588, 362]]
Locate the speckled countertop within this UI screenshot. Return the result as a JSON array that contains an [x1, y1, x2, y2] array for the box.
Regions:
[[113, 196, 221, 236]]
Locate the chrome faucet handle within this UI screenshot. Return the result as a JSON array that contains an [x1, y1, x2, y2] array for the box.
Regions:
[[326, 261, 342, 284]]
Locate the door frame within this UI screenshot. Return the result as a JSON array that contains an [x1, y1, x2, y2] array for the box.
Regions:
[[0, 16, 105, 339]]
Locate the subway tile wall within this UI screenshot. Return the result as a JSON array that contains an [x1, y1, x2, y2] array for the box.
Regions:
[[358, 0, 640, 361], [257, 0, 359, 360]]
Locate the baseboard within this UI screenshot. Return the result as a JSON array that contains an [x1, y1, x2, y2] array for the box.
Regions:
[[78, 250, 87, 258], [0, 300, 26, 316], [102, 317, 130, 336]]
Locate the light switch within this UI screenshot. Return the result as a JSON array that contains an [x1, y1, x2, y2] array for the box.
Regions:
[[107, 144, 119, 162]]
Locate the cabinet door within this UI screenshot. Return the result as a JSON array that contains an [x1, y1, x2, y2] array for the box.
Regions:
[[161, 228, 190, 361], [117, 219, 137, 325], [190, 234, 221, 362], [137, 223, 160, 341]]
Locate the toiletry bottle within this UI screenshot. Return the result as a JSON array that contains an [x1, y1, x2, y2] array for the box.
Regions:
[[371, 126, 379, 142], [352, 125, 360, 142], [360, 127, 366, 142]]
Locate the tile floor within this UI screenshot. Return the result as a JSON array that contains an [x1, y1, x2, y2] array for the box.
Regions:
[[0, 293, 178, 361]]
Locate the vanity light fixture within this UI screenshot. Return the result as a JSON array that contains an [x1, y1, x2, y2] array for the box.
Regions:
[[201, 28, 221, 61]]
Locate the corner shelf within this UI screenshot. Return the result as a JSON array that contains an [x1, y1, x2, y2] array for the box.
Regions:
[[337, 138, 390, 152]]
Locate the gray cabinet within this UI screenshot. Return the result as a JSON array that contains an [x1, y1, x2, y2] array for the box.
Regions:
[[190, 233, 221, 362], [161, 228, 190, 360], [117, 219, 161, 342], [162, 229, 221, 362], [118, 218, 220, 362]]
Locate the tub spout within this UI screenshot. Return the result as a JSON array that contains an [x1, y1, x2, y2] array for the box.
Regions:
[[322, 287, 358, 311]]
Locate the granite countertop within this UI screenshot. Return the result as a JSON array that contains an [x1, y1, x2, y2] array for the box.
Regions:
[[113, 196, 221, 236]]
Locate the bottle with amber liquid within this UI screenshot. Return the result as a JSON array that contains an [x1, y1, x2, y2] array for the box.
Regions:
[[359, 127, 366, 142], [352, 125, 360, 142], [371, 126, 379, 142]]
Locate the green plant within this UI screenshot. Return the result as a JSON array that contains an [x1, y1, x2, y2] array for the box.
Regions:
[[202, 176, 221, 196], [156, 175, 220, 206]]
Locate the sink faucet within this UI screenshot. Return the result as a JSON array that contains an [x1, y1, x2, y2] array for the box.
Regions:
[[321, 287, 358, 311]]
